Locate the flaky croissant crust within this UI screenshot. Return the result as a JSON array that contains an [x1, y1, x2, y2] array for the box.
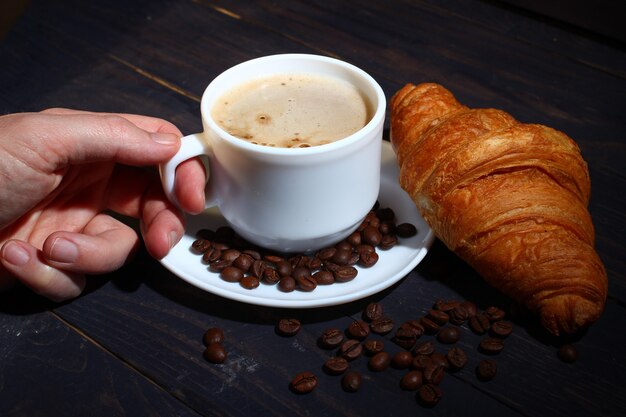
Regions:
[[391, 83, 607, 335]]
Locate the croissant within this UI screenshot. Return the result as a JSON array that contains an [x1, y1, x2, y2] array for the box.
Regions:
[[390, 82, 607, 335]]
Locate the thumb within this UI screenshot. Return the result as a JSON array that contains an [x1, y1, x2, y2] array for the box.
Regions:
[[29, 110, 181, 169]]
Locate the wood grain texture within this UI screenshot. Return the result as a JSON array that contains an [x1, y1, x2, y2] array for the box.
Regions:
[[1, 0, 625, 416]]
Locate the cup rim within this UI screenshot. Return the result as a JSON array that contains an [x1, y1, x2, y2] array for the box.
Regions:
[[200, 53, 386, 155]]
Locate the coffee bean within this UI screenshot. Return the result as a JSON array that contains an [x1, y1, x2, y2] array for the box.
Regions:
[[347, 320, 370, 340], [338, 339, 363, 361], [376, 207, 395, 222], [275, 261, 292, 277], [379, 234, 398, 250], [221, 249, 241, 263], [479, 337, 505, 355], [296, 275, 317, 292], [356, 244, 375, 255], [396, 223, 417, 238], [346, 231, 361, 246], [202, 247, 221, 263], [446, 347, 468, 371], [291, 371, 317, 394], [417, 384, 442, 407], [261, 267, 280, 284], [333, 266, 358, 282], [312, 270, 334, 285], [433, 299, 461, 312], [202, 327, 224, 346], [448, 304, 470, 325], [469, 313, 491, 335], [429, 352, 449, 370], [423, 363, 445, 385], [378, 221, 395, 236], [412, 355, 432, 371], [400, 370, 423, 391], [461, 300, 477, 318], [220, 266, 244, 282], [278, 276, 296, 292], [277, 318, 301, 336], [335, 240, 353, 252], [316, 247, 336, 260], [251, 259, 266, 279], [264, 255, 285, 264], [557, 344, 578, 363], [414, 341, 435, 356], [363, 339, 385, 355], [437, 326, 461, 344], [419, 316, 441, 334], [192, 239, 211, 254], [292, 266, 311, 280], [490, 321, 513, 338], [203, 343, 227, 364], [323, 356, 349, 375], [209, 259, 231, 272], [358, 250, 379, 267], [332, 248, 352, 265], [290, 255, 311, 269], [391, 351, 414, 369], [363, 302, 384, 322], [341, 371, 361, 392], [361, 225, 382, 246], [233, 254, 254, 272], [243, 249, 261, 260], [319, 328, 344, 349], [368, 351, 391, 371], [427, 309, 449, 326], [240, 275, 260, 289], [485, 306, 506, 322], [370, 317, 394, 335], [476, 359, 497, 381]]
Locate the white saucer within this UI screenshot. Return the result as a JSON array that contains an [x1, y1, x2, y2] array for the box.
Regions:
[[160, 141, 434, 308]]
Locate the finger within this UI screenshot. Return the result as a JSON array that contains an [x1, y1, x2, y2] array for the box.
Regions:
[[41, 214, 140, 274], [20, 112, 181, 169], [0, 240, 85, 302], [175, 157, 207, 214]]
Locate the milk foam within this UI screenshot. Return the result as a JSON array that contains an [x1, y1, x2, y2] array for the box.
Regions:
[[211, 73, 370, 148]]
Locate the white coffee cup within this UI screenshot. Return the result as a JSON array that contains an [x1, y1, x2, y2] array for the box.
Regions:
[[160, 54, 385, 252]]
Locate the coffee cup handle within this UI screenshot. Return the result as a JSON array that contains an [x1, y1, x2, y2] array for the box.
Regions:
[[159, 132, 216, 210]]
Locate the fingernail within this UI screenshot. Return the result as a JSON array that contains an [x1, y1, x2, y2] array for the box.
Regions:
[[2, 241, 31, 266], [49, 238, 79, 263], [151, 132, 179, 145], [169, 230, 181, 249]]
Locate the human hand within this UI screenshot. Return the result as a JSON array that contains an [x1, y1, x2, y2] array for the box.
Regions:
[[0, 108, 206, 301]]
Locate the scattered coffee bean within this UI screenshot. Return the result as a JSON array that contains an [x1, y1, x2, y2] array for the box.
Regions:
[[429, 352, 449, 370], [278, 276, 296, 292], [233, 253, 254, 271], [479, 337, 505, 355], [460, 300, 478, 318], [476, 359, 497, 381], [400, 370, 423, 391], [413, 341, 435, 356], [433, 299, 461, 312], [358, 250, 379, 267], [363, 339, 385, 355], [423, 363, 445, 385], [426, 309, 449, 326], [485, 306, 506, 322], [192, 239, 211, 253], [379, 234, 398, 250], [338, 339, 363, 361], [391, 351, 414, 369], [411, 355, 432, 371], [291, 371, 317, 394], [296, 275, 317, 292], [203, 343, 227, 364], [341, 371, 362, 392], [469, 313, 491, 335], [333, 266, 358, 282], [312, 270, 334, 285], [396, 223, 417, 238], [277, 318, 301, 336], [319, 328, 344, 349], [490, 320, 513, 338], [368, 351, 391, 371], [557, 344, 578, 363], [275, 261, 292, 277], [446, 347, 468, 371], [202, 327, 224, 346], [220, 266, 243, 282], [417, 384, 442, 407], [209, 259, 232, 273], [347, 320, 370, 340], [362, 225, 382, 246], [240, 275, 260, 289], [370, 317, 394, 335], [448, 304, 469, 325], [419, 316, 441, 334], [363, 302, 384, 322], [437, 326, 461, 344], [324, 356, 349, 375]]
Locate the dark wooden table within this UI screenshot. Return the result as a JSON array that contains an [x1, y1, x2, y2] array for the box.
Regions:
[[1, 1, 625, 416]]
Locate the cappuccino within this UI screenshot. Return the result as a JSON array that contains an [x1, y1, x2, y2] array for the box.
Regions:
[[211, 73, 371, 148]]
